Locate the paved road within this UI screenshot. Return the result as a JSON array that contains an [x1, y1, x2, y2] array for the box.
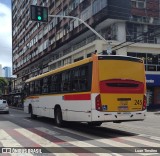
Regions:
[[102, 111, 160, 137], [0, 108, 159, 155]]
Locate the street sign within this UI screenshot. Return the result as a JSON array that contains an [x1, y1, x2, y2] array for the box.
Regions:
[[30, 5, 48, 22]]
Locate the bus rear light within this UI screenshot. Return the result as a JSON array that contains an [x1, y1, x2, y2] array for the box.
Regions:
[[95, 94, 102, 111], [142, 95, 147, 110]]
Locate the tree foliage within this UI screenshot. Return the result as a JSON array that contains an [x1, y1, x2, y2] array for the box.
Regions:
[[0, 77, 8, 95], [0, 77, 8, 85]]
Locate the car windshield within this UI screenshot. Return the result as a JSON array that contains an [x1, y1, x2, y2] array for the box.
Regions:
[[0, 100, 7, 105]]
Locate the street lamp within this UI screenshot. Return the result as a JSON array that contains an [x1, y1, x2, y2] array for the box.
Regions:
[[49, 15, 106, 42], [48, 15, 111, 54]]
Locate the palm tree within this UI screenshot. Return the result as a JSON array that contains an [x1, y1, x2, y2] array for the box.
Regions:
[[0, 77, 8, 96]]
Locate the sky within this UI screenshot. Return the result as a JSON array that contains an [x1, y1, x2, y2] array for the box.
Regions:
[[0, 0, 12, 68]]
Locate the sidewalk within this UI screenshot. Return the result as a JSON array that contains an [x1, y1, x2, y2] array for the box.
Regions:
[[147, 109, 160, 113], [9, 106, 23, 110]]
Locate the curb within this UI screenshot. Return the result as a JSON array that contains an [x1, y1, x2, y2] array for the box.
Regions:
[[9, 106, 23, 110]]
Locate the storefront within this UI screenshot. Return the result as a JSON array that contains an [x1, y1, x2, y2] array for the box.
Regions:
[[146, 74, 160, 109]]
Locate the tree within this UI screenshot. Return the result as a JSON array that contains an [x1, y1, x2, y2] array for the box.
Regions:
[[0, 77, 8, 96]]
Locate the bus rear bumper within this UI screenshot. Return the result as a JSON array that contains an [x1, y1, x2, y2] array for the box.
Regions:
[[91, 110, 146, 122]]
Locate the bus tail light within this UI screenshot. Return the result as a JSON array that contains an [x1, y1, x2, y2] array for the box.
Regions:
[[95, 94, 102, 111], [142, 95, 147, 110]]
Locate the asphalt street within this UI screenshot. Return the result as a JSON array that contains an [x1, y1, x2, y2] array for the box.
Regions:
[[102, 110, 160, 138]]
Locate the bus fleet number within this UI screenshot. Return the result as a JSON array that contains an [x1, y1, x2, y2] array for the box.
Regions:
[[134, 100, 142, 105]]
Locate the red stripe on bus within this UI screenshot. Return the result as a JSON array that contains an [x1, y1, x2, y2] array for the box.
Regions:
[[64, 94, 91, 100], [100, 79, 144, 94]]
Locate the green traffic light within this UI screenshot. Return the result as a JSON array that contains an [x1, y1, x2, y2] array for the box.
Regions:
[[38, 16, 42, 20]]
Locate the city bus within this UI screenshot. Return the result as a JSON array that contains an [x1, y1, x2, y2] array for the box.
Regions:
[[23, 54, 146, 127]]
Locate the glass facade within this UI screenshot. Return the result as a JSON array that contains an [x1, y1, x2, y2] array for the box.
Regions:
[[127, 52, 160, 71], [128, 52, 160, 109]]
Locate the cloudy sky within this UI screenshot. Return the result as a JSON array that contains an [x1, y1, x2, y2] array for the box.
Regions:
[[0, 0, 12, 68]]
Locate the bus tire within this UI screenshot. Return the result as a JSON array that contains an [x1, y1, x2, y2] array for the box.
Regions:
[[30, 106, 37, 119], [55, 107, 63, 127], [87, 122, 102, 127]]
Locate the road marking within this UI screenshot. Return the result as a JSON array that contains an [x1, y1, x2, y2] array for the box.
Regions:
[[35, 127, 60, 135], [138, 134, 160, 142], [54, 127, 159, 155], [15, 128, 77, 156], [9, 114, 14, 116], [36, 127, 96, 147], [36, 127, 121, 156], [23, 119, 32, 122], [0, 129, 22, 147], [120, 136, 160, 147]]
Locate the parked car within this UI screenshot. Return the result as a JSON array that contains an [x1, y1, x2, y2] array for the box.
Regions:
[[0, 99, 9, 114]]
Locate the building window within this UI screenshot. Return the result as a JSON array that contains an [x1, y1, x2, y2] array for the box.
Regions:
[[74, 56, 84, 62], [63, 57, 71, 65], [131, 0, 146, 9], [81, 6, 91, 21], [92, 0, 107, 15], [128, 52, 160, 71], [137, 53, 146, 64]]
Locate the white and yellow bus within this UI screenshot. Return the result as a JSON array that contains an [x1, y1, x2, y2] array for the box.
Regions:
[[24, 54, 146, 127]]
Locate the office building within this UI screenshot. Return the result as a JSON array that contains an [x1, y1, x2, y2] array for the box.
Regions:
[[3, 67, 12, 78], [0, 64, 2, 77], [12, 0, 160, 108]]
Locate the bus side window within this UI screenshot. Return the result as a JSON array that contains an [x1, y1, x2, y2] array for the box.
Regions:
[[72, 69, 80, 91], [42, 77, 49, 93], [35, 80, 41, 94], [24, 83, 30, 97], [50, 75, 56, 92], [30, 81, 35, 95], [50, 74, 61, 93], [79, 66, 88, 91], [56, 74, 62, 92], [61, 71, 71, 92]]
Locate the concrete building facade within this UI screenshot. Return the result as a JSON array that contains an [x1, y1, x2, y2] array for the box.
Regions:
[[12, 0, 160, 109]]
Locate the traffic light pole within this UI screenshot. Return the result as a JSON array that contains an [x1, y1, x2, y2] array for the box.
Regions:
[[48, 15, 111, 54]]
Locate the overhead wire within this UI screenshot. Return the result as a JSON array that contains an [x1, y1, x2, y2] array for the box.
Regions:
[[112, 26, 160, 50], [113, 31, 160, 51]]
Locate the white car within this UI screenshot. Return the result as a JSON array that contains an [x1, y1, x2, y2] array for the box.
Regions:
[[0, 99, 9, 114]]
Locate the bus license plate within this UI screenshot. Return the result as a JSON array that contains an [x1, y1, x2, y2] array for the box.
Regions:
[[118, 106, 128, 111]]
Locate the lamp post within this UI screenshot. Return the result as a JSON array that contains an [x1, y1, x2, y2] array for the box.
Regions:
[[48, 15, 111, 54]]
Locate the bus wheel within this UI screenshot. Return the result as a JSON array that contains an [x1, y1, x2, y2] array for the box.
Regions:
[[55, 107, 63, 127], [30, 106, 37, 119], [87, 122, 102, 127]]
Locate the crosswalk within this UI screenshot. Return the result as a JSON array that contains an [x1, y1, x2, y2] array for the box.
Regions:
[[0, 122, 160, 156]]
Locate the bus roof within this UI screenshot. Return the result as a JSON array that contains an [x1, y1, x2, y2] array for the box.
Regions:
[[25, 54, 143, 83], [25, 55, 93, 83]]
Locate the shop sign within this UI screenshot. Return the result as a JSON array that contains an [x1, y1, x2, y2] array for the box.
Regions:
[[146, 74, 160, 86]]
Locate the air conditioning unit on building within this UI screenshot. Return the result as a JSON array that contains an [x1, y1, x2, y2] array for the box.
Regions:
[[149, 17, 154, 24], [137, 18, 142, 23]]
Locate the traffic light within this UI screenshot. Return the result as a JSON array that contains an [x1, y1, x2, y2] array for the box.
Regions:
[[30, 5, 48, 22]]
